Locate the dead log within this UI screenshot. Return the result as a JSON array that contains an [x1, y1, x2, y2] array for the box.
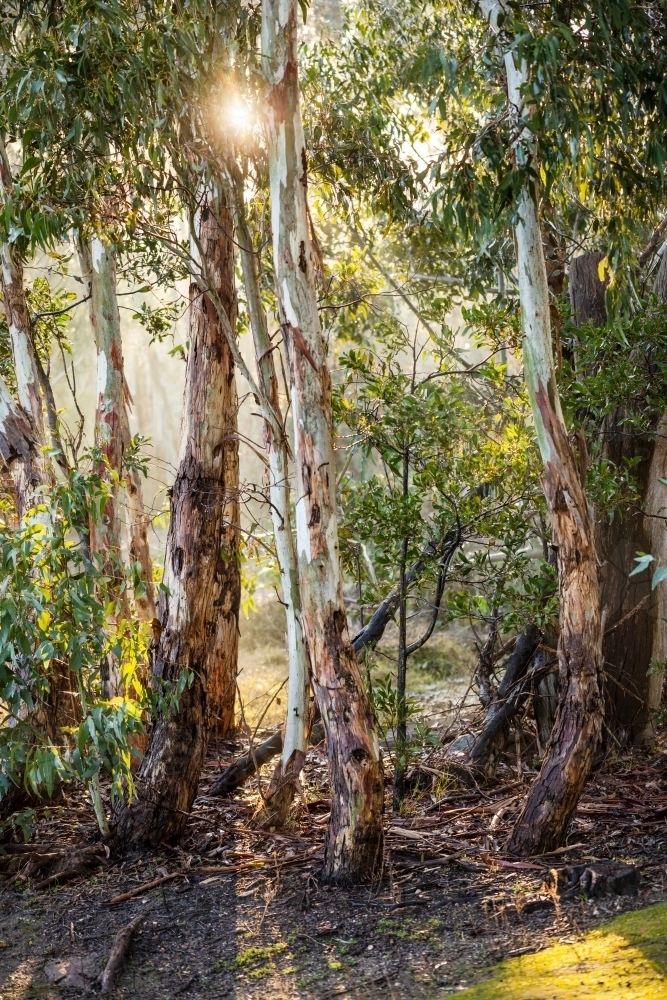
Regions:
[[468, 625, 541, 779], [100, 912, 146, 996], [209, 529, 459, 797]]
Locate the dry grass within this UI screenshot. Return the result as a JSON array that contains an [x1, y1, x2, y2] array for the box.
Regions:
[[236, 591, 289, 729]]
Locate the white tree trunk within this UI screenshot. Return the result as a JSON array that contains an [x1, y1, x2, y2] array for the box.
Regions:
[[121, 397, 156, 621], [262, 0, 383, 880], [479, 0, 604, 855], [78, 237, 126, 572], [230, 170, 309, 825]]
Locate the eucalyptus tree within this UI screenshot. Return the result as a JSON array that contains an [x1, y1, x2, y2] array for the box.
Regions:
[[227, 161, 310, 831], [303, 0, 667, 851], [262, 0, 384, 880], [0, 136, 53, 516]]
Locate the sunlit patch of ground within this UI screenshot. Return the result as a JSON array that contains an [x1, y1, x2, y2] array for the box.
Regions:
[[456, 900, 667, 1000], [236, 592, 289, 729]]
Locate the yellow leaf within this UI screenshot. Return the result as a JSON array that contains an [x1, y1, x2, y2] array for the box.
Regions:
[[37, 609, 51, 631], [598, 256, 609, 282]]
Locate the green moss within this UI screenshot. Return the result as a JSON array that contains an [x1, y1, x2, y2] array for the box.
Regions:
[[377, 917, 412, 939], [215, 942, 288, 977], [456, 901, 667, 999], [236, 943, 286, 967], [298, 971, 329, 987]]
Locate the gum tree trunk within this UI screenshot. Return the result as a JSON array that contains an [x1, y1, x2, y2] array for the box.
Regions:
[[480, 0, 604, 855], [262, 0, 384, 881], [0, 374, 42, 517], [230, 170, 309, 828], [112, 191, 240, 846], [79, 237, 129, 699], [121, 396, 156, 621], [78, 238, 125, 574], [0, 140, 50, 515], [79, 237, 155, 619], [570, 251, 658, 743]]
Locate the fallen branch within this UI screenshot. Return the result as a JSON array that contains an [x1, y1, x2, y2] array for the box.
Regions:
[[210, 528, 461, 797], [107, 871, 185, 905], [468, 625, 542, 779], [106, 851, 321, 905], [100, 912, 146, 996]]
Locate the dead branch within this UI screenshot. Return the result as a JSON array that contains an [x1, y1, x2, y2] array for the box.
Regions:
[[100, 912, 146, 996]]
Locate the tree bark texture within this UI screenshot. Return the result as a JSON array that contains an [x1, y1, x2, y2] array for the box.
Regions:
[[653, 246, 667, 302], [0, 374, 42, 520], [79, 238, 125, 576], [262, 0, 383, 880], [0, 142, 50, 515], [480, 0, 604, 856], [569, 252, 662, 744], [569, 252, 608, 327], [112, 193, 240, 847], [121, 394, 156, 621], [230, 171, 309, 829]]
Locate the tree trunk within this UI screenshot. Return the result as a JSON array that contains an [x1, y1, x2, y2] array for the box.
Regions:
[[112, 191, 240, 847], [78, 238, 125, 574], [0, 374, 42, 519], [0, 141, 51, 516], [570, 251, 662, 745], [229, 170, 309, 829], [121, 392, 156, 621], [480, 0, 604, 856], [262, 0, 384, 881], [569, 252, 608, 327]]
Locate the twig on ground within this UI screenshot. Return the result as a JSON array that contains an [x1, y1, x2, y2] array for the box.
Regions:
[[100, 911, 147, 996]]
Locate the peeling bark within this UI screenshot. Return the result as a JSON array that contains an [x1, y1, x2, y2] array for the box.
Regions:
[[479, 0, 604, 856], [229, 170, 309, 829], [0, 374, 42, 519], [0, 139, 50, 514], [78, 238, 125, 579], [121, 392, 155, 621], [112, 192, 240, 847], [262, 0, 383, 880]]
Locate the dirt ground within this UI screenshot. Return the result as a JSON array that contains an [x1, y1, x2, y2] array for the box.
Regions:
[[2, 727, 667, 1000]]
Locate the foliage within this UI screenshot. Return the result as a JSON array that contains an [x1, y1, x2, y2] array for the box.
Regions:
[[0, 470, 167, 825]]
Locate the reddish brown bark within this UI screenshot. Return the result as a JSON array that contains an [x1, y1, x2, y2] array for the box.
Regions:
[[507, 401, 604, 855], [112, 192, 240, 846]]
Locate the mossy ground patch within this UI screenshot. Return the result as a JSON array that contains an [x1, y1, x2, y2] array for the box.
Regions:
[[455, 901, 667, 999]]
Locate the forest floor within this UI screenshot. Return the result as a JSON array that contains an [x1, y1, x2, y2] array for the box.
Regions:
[[2, 723, 667, 1000]]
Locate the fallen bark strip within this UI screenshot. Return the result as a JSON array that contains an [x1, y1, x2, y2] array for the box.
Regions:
[[33, 867, 90, 890], [100, 912, 146, 996], [210, 530, 460, 798]]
